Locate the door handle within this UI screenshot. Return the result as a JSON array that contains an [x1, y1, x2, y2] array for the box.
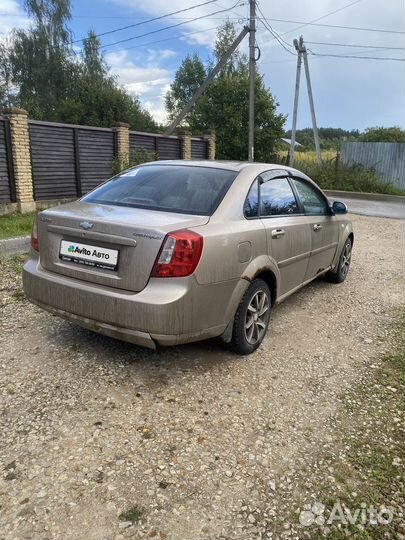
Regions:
[[271, 229, 285, 238], [313, 224, 323, 231]]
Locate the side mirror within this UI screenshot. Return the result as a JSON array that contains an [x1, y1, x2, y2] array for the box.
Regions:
[[331, 201, 348, 215]]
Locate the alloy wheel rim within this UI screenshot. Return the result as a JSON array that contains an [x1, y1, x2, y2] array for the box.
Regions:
[[244, 290, 270, 345], [340, 242, 352, 277]]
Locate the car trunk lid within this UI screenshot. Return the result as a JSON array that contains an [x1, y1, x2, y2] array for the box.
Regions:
[[38, 201, 209, 292]]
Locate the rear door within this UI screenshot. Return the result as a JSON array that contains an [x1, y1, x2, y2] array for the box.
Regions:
[[291, 177, 339, 280], [257, 172, 311, 297]]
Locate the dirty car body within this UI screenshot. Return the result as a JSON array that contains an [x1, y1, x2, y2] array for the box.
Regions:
[[23, 161, 353, 354]]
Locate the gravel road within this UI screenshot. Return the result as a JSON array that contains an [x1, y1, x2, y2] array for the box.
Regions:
[[0, 214, 404, 540]]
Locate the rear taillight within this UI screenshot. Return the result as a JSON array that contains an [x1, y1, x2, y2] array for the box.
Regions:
[[151, 229, 203, 278], [31, 214, 39, 252]]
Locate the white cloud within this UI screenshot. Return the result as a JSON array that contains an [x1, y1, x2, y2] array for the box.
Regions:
[[105, 50, 170, 124], [147, 48, 176, 62], [0, 0, 30, 37], [107, 0, 247, 47]]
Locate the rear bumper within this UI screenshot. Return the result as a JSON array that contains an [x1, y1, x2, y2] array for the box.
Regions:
[[29, 297, 158, 349], [22, 256, 233, 347]]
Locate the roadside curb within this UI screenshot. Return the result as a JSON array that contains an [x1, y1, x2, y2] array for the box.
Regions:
[[0, 236, 30, 256], [324, 190, 405, 204]]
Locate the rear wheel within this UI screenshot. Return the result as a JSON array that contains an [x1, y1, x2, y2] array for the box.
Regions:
[[326, 237, 352, 283], [230, 279, 271, 355]]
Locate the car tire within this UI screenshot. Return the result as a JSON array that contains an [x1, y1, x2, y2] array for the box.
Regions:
[[230, 278, 271, 355], [326, 236, 352, 284]]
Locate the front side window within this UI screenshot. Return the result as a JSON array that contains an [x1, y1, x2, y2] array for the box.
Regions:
[[260, 177, 300, 216], [292, 178, 329, 215], [82, 165, 237, 216]]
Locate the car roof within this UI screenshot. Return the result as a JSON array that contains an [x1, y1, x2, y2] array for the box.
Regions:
[[141, 160, 297, 173]]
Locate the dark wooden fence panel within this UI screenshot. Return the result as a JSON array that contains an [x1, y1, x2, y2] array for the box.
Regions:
[[156, 137, 181, 160], [78, 129, 115, 194], [29, 122, 77, 200], [129, 131, 182, 160], [129, 133, 156, 154], [29, 122, 116, 200], [191, 138, 208, 159], [0, 117, 13, 203]]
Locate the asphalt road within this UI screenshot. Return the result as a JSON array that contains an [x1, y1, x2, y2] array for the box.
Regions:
[[325, 192, 405, 219]]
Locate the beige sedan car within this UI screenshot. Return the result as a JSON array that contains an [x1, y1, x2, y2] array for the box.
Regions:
[[23, 161, 353, 355]]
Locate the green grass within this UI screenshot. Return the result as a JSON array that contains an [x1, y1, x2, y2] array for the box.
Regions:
[[118, 505, 143, 524], [0, 212, 35, 239]]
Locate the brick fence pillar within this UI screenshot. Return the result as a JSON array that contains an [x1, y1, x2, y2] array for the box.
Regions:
[[204, 129, 216, 160], [2, 108, 35, 213], [113, 122, 130, 165], [180, 131, 192, 160]]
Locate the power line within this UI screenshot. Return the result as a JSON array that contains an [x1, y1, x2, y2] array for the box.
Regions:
[[306, 41, 405, 51], [256, 2, 295, 55], [72, 0, 222, 44], [106, 26, 220, 55], [308, 50, 405, 61], [258, 17, 405, 35], [99, 1, 245, 50], [280, 0, 363, 36], [258, 20, 295, 55]]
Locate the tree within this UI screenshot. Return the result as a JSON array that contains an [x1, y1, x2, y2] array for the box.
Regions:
[[56, 30, 158, 130], [165, 54, 206, 119], [282, 127, 360, 151], [9, 0, 73, 119], [165, 21, 285, 161], [0, 1, 158, 131], [0, 40, 13, 108], [82, 30, 107, 80], [359, 127, 405, 143]]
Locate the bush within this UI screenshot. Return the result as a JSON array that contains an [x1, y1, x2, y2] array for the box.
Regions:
[[278, 158, 404, 196]]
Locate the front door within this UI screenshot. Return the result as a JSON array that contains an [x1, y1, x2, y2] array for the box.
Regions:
[[291, 178, 339, 280]]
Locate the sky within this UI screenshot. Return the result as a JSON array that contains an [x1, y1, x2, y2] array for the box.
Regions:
[[1, 0, 405, 130]]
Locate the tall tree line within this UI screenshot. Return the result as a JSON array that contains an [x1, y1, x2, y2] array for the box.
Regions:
[[0, 0, 157, 131]]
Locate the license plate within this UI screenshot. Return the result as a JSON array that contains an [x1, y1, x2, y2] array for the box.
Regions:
[[59, 240, 119, 271]]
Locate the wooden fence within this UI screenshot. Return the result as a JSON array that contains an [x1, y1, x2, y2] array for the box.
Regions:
[[0, 117, 15, 203], [0, 110, 212, 212], [29, 121, 116, 200], [28, 121, 210, 201]]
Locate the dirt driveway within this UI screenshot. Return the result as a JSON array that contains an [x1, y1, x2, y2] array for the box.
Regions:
[[0, 214, 404, 540]]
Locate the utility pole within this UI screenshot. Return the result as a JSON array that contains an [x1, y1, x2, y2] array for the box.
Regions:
[[164, 27, 249, 136], [289, 38, 302, 167], [248, 0, 256, 162], [289, 36, 321, 166], [302, 46, 321, 165], [164, 1, 256, 161]]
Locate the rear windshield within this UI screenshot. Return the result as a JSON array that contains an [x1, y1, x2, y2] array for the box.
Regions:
[[82, 164, 238, 216]]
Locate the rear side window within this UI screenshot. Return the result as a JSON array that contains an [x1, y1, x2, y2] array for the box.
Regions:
[[82, 165, 237, 216], [260, 177, 299, 216], [244, 180, 259, 218]]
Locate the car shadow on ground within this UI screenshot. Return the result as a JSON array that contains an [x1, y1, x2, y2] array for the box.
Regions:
[[41, 274, 334, 383]]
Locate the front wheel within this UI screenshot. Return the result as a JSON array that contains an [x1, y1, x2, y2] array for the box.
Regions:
[[230, 279, 271, 355], [326, 237, 352, 283]]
